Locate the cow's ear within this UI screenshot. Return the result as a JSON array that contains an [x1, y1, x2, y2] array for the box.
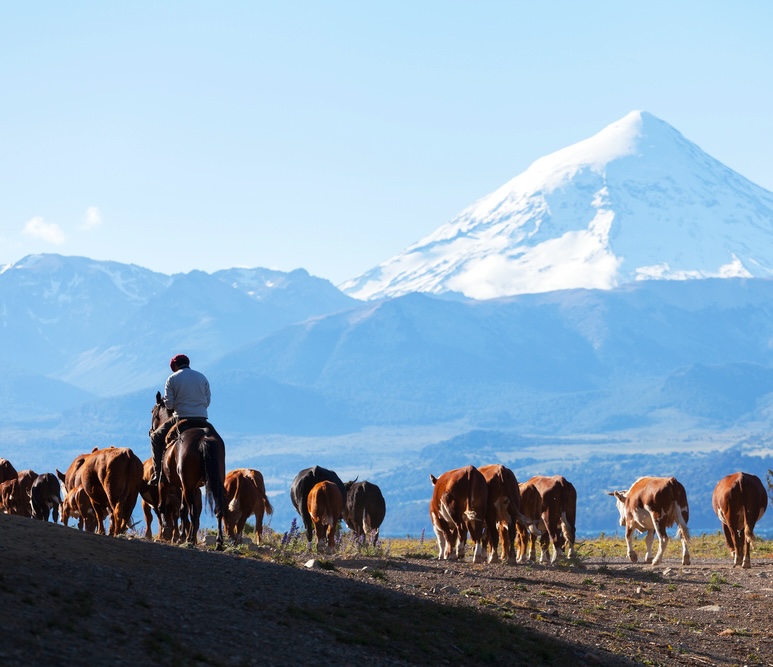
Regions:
[[429, 474, 437, 485], [612, 491, 626, 502]]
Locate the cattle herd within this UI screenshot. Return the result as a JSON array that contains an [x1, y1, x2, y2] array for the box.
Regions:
[[0, 449, 768, 568], [0, 451, 386, 557], [427, 464, 768, 569]]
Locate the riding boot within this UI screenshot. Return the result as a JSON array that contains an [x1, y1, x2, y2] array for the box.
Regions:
[[149, 434, 164, 485]]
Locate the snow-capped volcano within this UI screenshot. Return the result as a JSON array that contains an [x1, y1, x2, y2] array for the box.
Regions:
[[340, 111, 773, 300]]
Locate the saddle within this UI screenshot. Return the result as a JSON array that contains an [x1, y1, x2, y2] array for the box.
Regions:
[[164, 418, 212, 446]]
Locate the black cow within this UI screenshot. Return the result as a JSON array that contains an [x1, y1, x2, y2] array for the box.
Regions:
[[28, 472, 62, 522], [290, 466, 347, 544], [342, 479, 386, 545]]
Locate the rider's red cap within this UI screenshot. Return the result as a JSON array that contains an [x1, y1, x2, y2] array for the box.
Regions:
[[170, 354, 190, 370]]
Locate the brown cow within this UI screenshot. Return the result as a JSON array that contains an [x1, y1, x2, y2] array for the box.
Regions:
[[478, 464, 535, 564], [79, 447, 144, 536], [139, 457, 181, 542], [223, 468, 274, 545], [0, 479, 22, 515], [429, 465, 488, 563], [516, 475, 577, 564], [0, 458, 18, 483], [609, 476, 691, 566], [28, 472, 62, 522], [712, 472, 767, 569], [0, 470, 39, 517], [307, 480, 342, 554]]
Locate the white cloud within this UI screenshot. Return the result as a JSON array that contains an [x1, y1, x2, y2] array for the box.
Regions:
[[81, 206, 102, 230], [22, 217, 66, 245]]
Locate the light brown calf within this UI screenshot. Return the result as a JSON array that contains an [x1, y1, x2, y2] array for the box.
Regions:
[[224, 468, 274, 545], [307, 480, 342, 554]]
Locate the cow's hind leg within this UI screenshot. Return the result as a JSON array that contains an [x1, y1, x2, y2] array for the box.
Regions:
[[561, 512, 576, 560], [675, 505, 691, 566], [741, 506, 761, 569], [651, 517, 669, 566], [643, 529, 655, 563], [720, 522, 736, 563], [455, 525, 468, 561], [313, 519, 326, 554], [254, 508, 265, 545], [185, 487, 202, 544], [468, 518, 486, 564], [539, 529, 551, 563], [432, 519, 448, 560], [624, 521, 638, 563]]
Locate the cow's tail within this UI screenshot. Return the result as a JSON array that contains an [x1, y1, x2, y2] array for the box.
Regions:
[[515, 507, 540, 535], [227, 475, 241, 515], [744, 522, 756, 550], [744, 505, 758, 549], [463, 509, 481, 523], [200, 436, 226, 519], [675, 503, 690, 541], [672, 480, 690, 541], [560, 512, 575, 545], [244, 469, 273, 515]]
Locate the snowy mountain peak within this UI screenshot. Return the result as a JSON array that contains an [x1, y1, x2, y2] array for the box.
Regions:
[[340, 111, 773, 300]]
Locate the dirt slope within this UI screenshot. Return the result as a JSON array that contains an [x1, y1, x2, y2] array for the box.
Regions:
[[1, 514, 771, 666]]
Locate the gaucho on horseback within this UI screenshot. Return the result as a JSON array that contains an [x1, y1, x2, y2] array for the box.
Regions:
[[149, 353, 220, 485]]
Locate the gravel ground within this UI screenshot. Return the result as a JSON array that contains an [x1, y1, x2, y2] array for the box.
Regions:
[[1, 513, 772, 666]]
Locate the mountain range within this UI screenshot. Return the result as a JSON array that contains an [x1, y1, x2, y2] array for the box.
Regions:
[[2, 110, 773, 537]]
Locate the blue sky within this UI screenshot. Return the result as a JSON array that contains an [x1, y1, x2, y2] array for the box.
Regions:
[[1, 2, 771, 285]]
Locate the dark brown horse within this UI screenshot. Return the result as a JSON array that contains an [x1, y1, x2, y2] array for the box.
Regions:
[[151, 392, 226, 550]]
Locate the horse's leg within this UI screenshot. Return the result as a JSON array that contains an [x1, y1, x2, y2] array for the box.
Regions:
[[216, 513, 224, 551], [187, 485, 202, 544], [179, 501, 190, 542]]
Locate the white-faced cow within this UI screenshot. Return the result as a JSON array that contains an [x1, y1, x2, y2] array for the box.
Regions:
[[342, 479, 386, 546], [307, 480, 343, 554], [28, 472, 62, 522], [429, 465, 488, 563], [290, 466, 347, 545], [224, 468, 274, 545], [712, 472, 767, 569], [516, 475, 577, 564], [609, 476, 691, 566]]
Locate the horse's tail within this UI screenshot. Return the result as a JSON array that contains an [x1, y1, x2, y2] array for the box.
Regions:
[[200, 435, 226, 519]]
